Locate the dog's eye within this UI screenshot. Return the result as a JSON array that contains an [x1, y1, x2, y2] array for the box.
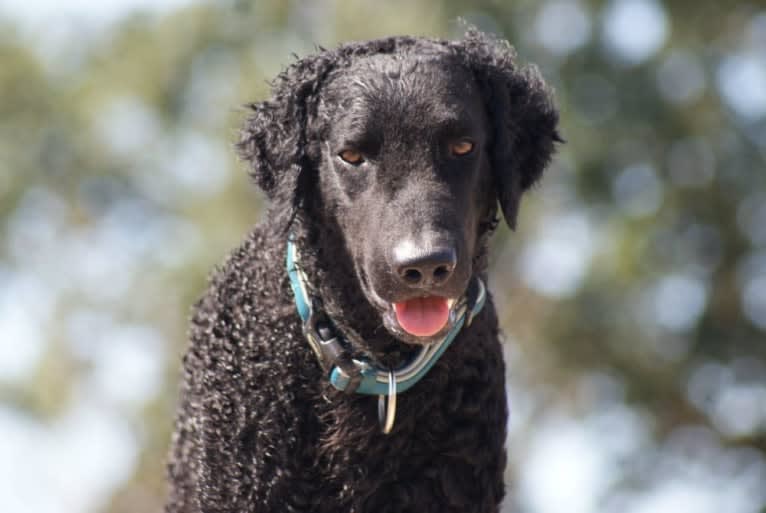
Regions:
[[450, 140, 474, 156], [338, 149, 364, 165]]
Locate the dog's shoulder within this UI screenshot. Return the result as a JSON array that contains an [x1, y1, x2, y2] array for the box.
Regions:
[[184, 220, 307, 375]]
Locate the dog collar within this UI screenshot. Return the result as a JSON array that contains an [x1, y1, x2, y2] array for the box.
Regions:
[[286, 239, 486, 397]]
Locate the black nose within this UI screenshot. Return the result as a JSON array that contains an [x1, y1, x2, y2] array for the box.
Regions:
[[393, 242, 457, 287]]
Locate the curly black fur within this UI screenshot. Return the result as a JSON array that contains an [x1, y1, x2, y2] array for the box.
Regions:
[[166, 30, 559, 513]]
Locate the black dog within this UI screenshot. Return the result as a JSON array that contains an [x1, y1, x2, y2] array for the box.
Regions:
[[166, 30, 559, 513]]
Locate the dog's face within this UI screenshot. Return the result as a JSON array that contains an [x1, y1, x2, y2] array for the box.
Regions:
[[317, 56, 493, 344], [238, 34, 560, 346]]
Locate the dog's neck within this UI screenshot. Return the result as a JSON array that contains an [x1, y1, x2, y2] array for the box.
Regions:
[[288, 210, 419, 367]]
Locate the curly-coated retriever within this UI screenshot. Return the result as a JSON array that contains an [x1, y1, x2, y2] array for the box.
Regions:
[[165, 30, 559, 513]]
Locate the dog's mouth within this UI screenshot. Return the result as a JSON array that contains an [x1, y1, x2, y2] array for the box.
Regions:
[[357, 265, 467, 345], [380, 296, 461, 345], [392, 296, 454, 337]]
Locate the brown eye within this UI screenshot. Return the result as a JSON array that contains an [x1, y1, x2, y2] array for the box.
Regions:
[[339, 149, 364, 165], [450, 139, 474, 156]]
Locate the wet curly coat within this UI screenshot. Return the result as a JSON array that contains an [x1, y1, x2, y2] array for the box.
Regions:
[[165, 30, 559, 513]]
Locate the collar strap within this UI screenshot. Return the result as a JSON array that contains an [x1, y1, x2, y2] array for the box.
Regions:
[[286, 239, 486, 396]]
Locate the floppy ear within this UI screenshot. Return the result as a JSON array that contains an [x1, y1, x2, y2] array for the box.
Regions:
[[237, 37, 421, 214], [453, 32, 561, 229], [236, 52, 336, 210]]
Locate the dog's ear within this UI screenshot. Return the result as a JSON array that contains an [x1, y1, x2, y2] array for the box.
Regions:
[[237, 37, 420, 215], [237, 53, 335, 209], [454, 32, 562, 229]]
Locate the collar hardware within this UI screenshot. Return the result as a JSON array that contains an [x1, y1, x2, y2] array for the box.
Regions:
[[378, 371, 397, 434]]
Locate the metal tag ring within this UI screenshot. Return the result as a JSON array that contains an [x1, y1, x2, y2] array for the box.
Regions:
[[377, 370, 397, 434]]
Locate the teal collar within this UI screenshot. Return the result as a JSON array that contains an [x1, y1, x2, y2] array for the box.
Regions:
[[286, 239, 486, 397]]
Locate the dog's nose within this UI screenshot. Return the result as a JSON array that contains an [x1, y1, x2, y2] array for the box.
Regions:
[[393, 241, 457, 287]]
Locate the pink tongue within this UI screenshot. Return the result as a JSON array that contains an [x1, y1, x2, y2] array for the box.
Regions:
[[393, 296, 450, 337]]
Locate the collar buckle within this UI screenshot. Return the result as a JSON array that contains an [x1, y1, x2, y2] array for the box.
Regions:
[[304, 310, 365, 393]]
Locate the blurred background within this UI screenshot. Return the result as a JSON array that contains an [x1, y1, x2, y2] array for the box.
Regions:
[[1, 0, 765, 512]]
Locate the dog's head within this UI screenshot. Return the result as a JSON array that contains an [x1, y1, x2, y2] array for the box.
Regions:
[[238, 31, 560, 345]]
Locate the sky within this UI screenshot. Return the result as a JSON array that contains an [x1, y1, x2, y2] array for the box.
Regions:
[[0, 0, 201, 27]]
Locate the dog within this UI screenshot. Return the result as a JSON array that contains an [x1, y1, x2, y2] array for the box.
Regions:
[[165, 29, 559, 513]]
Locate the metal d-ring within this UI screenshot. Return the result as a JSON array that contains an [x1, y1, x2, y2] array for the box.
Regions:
[[377, 370, 397, 434]]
